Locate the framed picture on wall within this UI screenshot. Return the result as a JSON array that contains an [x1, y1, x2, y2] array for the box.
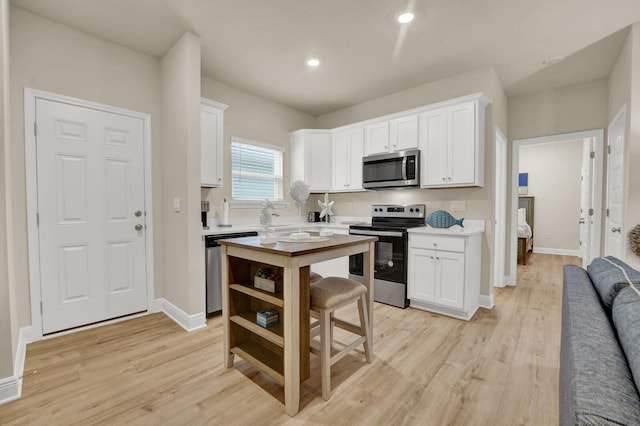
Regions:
[[519, 172, 528, 195]]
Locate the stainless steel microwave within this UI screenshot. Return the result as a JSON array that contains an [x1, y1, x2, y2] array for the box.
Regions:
[[362, 149, 420, 189]]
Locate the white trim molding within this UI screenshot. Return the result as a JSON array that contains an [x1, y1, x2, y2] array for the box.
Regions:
[[479, 294, 494, 310], [533, 247, 582, 257], [159, 298, 207, 332], [0, 326, 31, 405]]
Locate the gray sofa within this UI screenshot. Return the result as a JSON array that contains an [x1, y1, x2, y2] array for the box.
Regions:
[[562, 256, 640, 425]]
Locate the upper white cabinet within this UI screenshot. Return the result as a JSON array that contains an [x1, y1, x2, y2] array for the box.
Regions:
[[364, 121, 389, 155], [332, 127, 364, 192], [290, 129, 332, 192], [389, 115, 418, 152], [419, 95, 487, 188], [290, 92, 488, 192], [364, 115, 418, 156], [201, 98, 228, 187]]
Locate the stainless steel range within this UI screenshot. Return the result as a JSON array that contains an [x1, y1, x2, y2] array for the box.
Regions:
[[349, 204, 426, 308]]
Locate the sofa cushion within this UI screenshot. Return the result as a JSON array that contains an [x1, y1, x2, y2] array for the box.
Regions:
[[561, 265, 640, 425], [587, 256, 640, 311], [612, 284, 640, 398]]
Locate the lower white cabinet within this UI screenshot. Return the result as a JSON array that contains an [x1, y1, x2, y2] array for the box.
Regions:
[[408, 231, 482, 320]]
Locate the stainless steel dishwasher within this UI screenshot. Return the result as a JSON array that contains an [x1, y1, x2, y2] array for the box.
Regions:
[[206, 231, 258, 315]]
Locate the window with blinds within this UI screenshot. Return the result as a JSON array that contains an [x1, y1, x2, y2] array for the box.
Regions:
[[231, 137, 284, 201]]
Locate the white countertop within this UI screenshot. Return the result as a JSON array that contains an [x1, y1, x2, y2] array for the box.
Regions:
[[408, 219, 485, 236], [201, 216, 370, 236]]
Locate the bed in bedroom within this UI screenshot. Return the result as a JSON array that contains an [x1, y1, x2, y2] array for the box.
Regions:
[[517, 196, 535, 265]]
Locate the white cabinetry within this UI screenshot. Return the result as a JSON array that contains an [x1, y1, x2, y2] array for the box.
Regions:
[[364, 115, 418, 156], [408, 230, 482, 320], [332, 127, 364, 192], [364, 121, 389, 155], [389, 115, 418, 151], [290, 130, 332, 192], [201, 98, 228, 187], [419, 96, 486, 188]]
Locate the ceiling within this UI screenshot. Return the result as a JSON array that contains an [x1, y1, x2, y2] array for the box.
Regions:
[[10, 0, 640, 116]]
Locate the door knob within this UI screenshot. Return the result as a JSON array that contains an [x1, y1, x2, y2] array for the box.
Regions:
[[135, 224, 143, 231], [612, 226, 621, 233], [135, 210, 142, 217]]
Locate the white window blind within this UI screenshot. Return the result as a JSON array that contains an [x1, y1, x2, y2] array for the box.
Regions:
[[231, 137, 284, 201]]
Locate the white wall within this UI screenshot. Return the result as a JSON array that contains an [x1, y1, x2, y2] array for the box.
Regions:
[[0, 0, 13, 379], [200, 77, 315, 222], [519, 140, 582, 252], [9, 7, 164, 326], [160, 33, 204, 315]]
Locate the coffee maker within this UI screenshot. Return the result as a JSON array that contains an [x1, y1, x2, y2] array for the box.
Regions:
[[201, 201, 210, 229]]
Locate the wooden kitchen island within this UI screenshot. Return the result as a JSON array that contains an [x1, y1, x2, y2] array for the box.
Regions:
[[219, 234, 376, 417]]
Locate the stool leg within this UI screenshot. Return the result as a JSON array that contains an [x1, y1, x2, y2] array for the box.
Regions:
[[320, 309, 332, 401], [358, 294, 372, 363]]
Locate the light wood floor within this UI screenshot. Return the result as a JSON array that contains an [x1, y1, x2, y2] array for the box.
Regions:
[[1, 253, 581, 425]]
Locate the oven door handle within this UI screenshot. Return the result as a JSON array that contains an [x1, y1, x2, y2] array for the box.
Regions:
[[350, 229, 405, 238]]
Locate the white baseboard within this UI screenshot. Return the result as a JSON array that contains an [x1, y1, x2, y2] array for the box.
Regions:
[[158, 298, 206, 332], [0, 326, 31, 405], [533, 247, 582, 257], [479, 294, 494, 309]]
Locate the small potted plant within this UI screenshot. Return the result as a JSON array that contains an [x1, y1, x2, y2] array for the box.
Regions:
[[254, 267, 282, 293]]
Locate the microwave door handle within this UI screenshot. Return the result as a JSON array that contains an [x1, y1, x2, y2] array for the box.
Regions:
[[402, 156, 408, 181]]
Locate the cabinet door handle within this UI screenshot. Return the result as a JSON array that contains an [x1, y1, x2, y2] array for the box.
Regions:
[[441, 177, 446, 181], [612, 226, 621, 233]]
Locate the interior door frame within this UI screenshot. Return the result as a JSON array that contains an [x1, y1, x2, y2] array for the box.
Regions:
[[24, 88, 155, 341], [493, 126, 507, 288], [509, 129, 603, 284], [604, 104, 626, 258]]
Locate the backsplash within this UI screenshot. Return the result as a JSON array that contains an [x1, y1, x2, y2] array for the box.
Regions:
[[202, 187, 491, 225]]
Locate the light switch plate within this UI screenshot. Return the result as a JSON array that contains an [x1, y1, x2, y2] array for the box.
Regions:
[[173, 197, 180, 212]]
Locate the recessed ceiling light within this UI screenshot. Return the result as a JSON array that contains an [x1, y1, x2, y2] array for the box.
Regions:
[[543, 56, 564, 66], [397, 12, 414, 24], [307, 57, 320, 67]]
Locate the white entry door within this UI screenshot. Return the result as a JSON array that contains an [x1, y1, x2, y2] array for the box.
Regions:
[[36, 98, 148, 334], [605, 108, 626, 259]]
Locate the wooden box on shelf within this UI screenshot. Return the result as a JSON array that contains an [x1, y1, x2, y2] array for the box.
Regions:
[[254, 267, 282, 293], [257, 309, 279, 328]]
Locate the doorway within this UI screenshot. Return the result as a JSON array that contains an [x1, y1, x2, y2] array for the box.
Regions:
[[25, 89, 155, 339], [509, 130, 603, 282]]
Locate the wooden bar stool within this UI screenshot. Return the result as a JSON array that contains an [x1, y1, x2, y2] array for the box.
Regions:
[[309, 277, 372, 400]]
